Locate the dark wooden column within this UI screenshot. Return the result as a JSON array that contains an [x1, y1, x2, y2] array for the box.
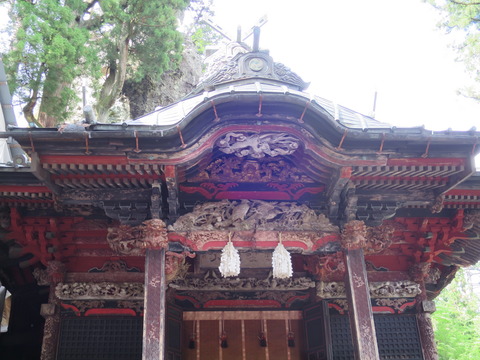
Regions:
[[143, 248, 166, 360], [341, 220, 380, 360], [413, 274, 438, 360], [141, 219, 169, 360], [39, 261, 65, 360]]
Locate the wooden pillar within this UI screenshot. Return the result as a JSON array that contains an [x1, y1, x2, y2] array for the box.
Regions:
[[141, 219, 169, 360], [415, 278, 438, 360], [341, 220, 380, 360], [39, 261, 65, 360], [143, 248, 167, 360], [40, 285, 61, 360]]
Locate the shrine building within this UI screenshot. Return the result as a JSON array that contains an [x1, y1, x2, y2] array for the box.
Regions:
[[1, 33, 480, 360]]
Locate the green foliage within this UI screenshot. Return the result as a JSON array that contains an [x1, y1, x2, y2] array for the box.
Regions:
[[5, 0, 97, 125], [429, 0, 480, 99], [4, 0, 190, 125], [433, 267, 480, 360]]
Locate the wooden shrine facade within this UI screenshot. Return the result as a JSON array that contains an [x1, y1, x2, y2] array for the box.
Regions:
[[1, 40, 480, 360]]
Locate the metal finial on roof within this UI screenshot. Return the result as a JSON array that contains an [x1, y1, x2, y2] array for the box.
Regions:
[[253, 26, 260, 52]]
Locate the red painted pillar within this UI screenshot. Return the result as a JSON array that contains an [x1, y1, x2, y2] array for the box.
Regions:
[[341, 221, 380, 360], [143, 248, 166, 360]]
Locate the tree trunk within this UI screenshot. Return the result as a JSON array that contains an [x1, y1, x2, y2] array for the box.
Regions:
[[96, 30, 129, 122]]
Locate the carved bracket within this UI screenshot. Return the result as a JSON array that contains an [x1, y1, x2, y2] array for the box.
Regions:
[[106, 219, 168, 255], [340, 220, 395, 254]]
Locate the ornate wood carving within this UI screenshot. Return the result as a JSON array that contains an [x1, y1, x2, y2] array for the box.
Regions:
[[340, 220, 395, 254], [417, 313, 439, 360], [340, 220, 367, 250], [33, 260, 66, 286], [216, 132, 300, 158], [107, 225, 144, 255], [304, 252, 345, 281], [317, 280, 421, 299], [141, 219, 168, 249], [106, 219, 168, 255], [165, 251, 195, 282], [88, 260, 140, 273], [190, 156, 315, 183], [55, 282, 144, 300], [170, 273, 315, 292], [364, 223, 395, 255], [170, 199, 338, 232], [463, 210, 480, 232]]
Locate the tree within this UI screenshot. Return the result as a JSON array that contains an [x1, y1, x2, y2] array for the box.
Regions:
[[429, 0, 480, 100], [5, 0, 189, 126], [433, 267, 480, 360]]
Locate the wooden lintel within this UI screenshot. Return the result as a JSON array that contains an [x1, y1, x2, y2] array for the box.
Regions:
[[344, 248, 380, 360], [59, 188, 152, 204], [356, 189, 435, 204], [30, 152, 61, 195]]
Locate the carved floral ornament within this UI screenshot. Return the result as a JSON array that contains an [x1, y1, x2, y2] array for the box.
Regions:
[[216, 132, 301, 158], [317, 280, 421, 299]]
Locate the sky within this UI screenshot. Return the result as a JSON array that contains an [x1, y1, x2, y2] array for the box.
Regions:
[[209, 0, 480, 132], [0, 0, 479, 150]]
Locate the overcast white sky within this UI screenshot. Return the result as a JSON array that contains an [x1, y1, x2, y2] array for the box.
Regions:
[[211, 0, 480, 132]]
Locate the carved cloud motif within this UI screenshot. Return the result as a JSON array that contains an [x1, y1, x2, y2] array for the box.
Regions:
[[216, 132, 300, 159]]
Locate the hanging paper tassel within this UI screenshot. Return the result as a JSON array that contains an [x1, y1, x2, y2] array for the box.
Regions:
[[219, 233, 240, 277], [272, 233, 292, 279]]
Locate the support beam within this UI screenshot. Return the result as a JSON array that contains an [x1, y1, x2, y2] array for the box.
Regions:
[[164, 165, 180, 220], [30, 152, 61, 195], [326, 167, 351, 221], [40, 261, 65, 360], [416, 281, 439, 360], [142, 248, 166, 360], [344, 248, 380, 360], [40, 286, 60, 360], [341, 220, 379, 360]]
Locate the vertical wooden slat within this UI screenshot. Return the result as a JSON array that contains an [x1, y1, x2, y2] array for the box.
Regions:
[[242, 320, 246, 360], [196, 320, 201, 360], [142, 248, 166, 360], [344, 248, 380, 360]]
